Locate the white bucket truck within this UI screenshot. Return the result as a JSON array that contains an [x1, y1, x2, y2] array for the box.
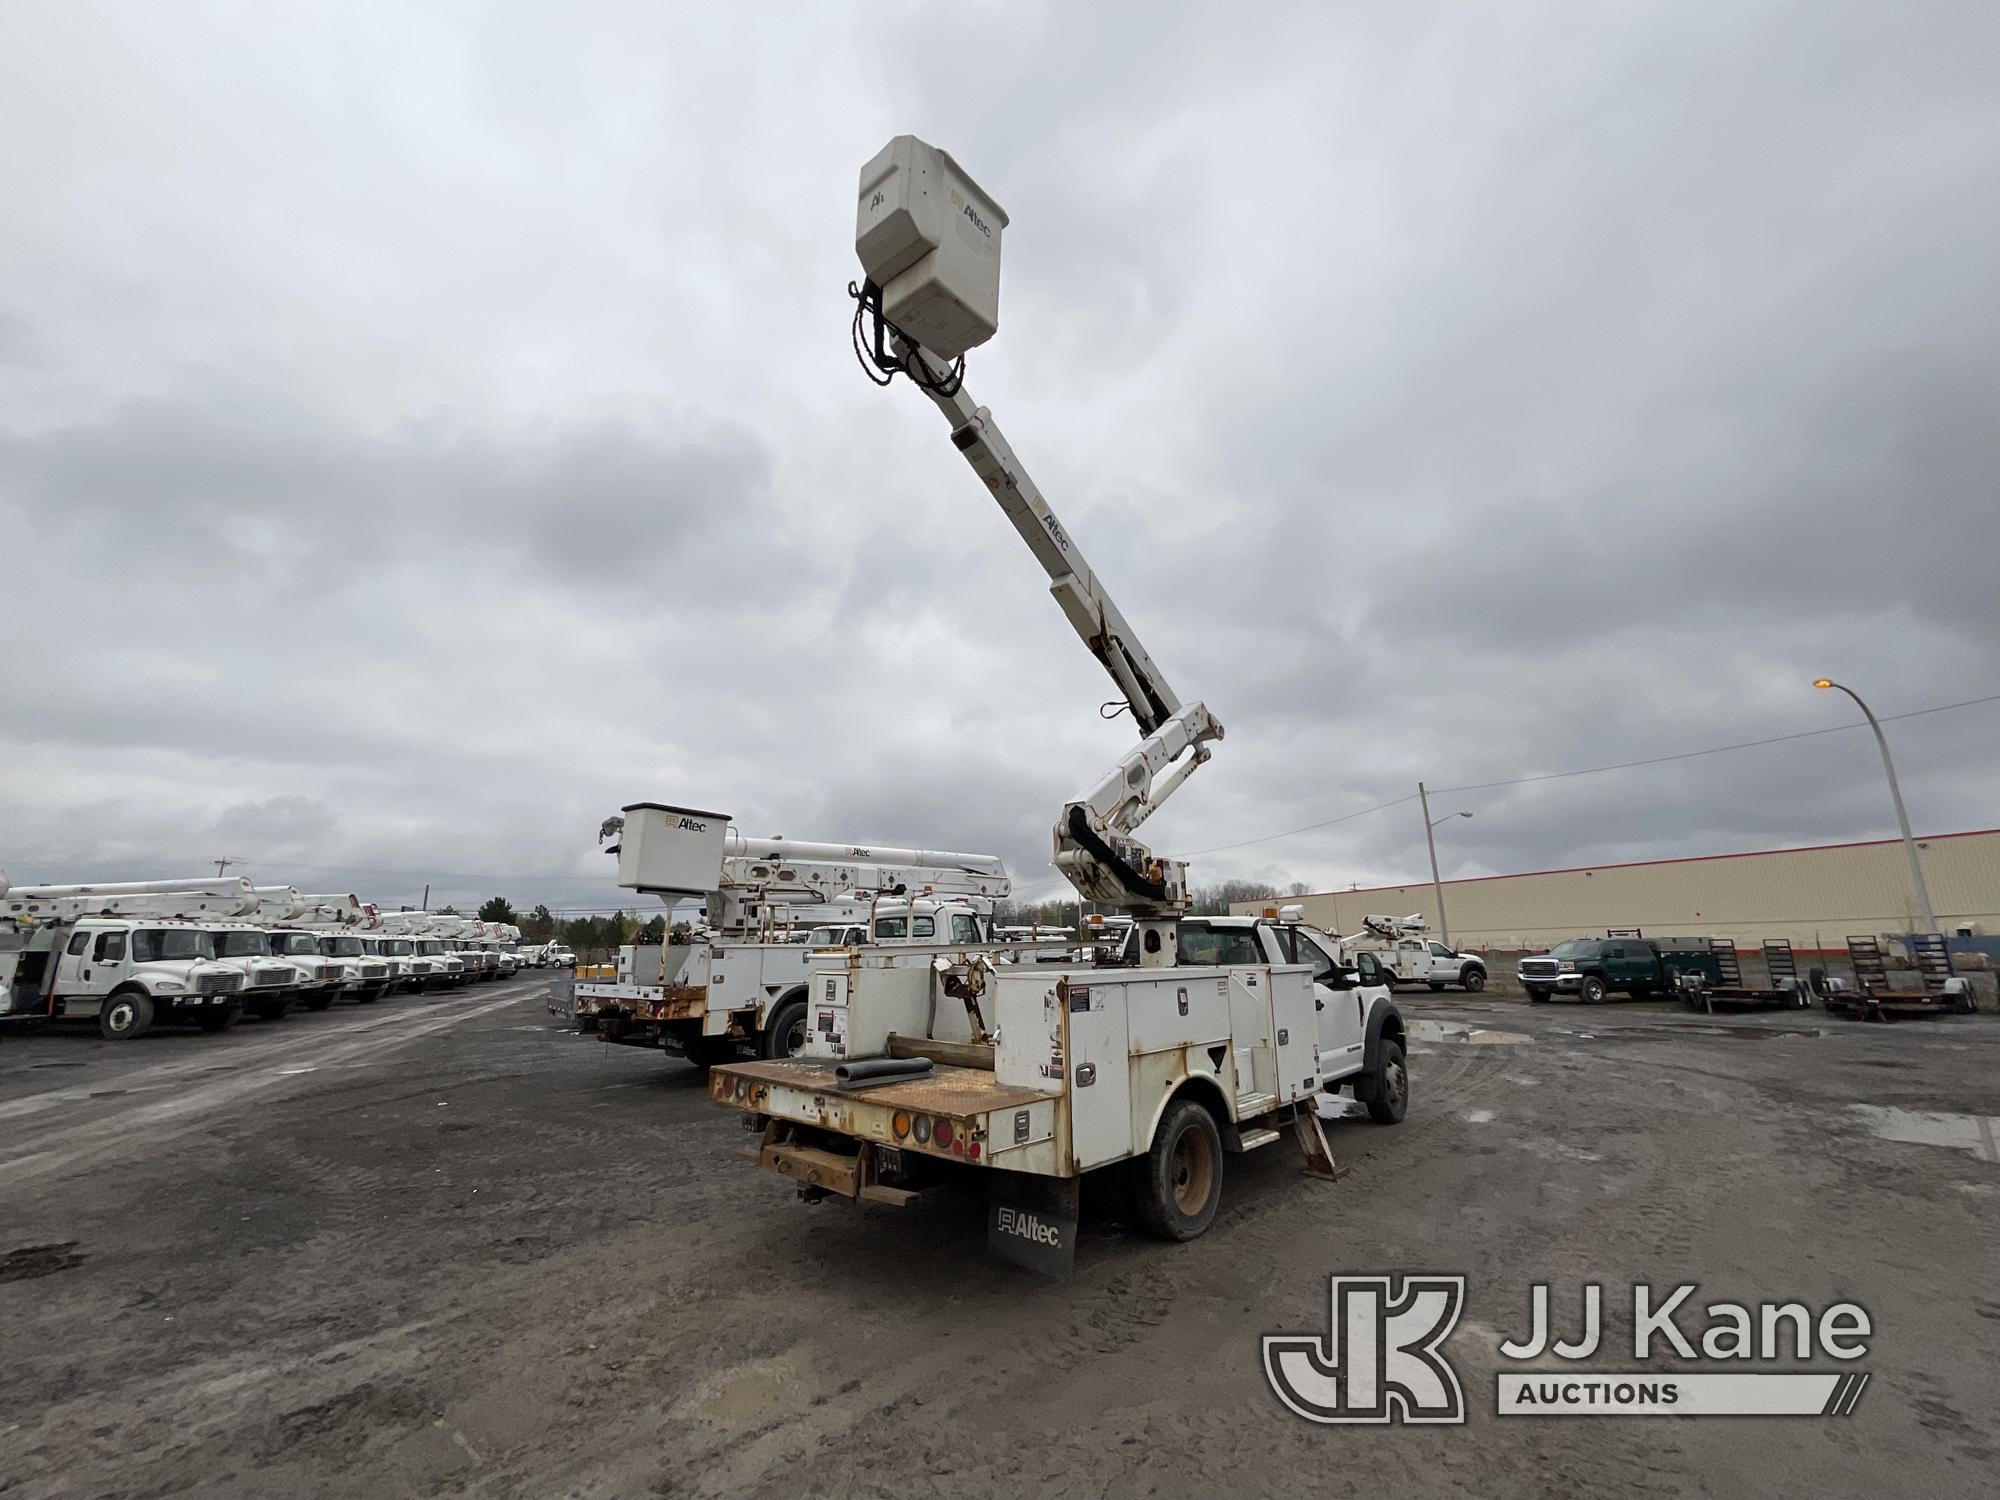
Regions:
[[581, 809, 1010, 1066], [1, 876, 259, 1039], [281, 895, 393, 1006], [694, 137, 1407, 1272], [1333, 914, 1489, 993]]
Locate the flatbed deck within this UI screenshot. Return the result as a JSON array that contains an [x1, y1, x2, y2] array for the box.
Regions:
[[716, 1057, 1051, 1119]]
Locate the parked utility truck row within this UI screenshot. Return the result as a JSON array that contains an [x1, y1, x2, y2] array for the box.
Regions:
[[0, 873, 539, 1041]]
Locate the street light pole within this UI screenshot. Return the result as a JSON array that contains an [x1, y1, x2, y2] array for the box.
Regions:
[[1814, 679, 1938, 936]]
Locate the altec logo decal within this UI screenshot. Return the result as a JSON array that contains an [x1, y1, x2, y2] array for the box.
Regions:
[[1265, 1279, 1873, 1423], [995, 1206, 1064, 1247], [676, 816, 708, 833]]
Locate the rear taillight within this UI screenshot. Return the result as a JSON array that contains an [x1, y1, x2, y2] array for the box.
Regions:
[[932, 1118, 955, 1150], [891, 1111, 912, 1139]]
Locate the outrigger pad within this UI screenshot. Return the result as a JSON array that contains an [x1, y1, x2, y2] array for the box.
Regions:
[[987, 1172, 1079, 1280]]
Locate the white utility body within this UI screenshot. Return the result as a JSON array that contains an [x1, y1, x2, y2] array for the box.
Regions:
[[579, 811, 1011, 1065], [700, 136, 1407, 1273]]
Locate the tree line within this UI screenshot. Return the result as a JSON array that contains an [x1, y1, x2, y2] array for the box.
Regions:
[[476, 897, 665, 951]]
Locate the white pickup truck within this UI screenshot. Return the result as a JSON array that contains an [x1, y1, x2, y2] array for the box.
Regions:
[[578, 898, 992, 1066], [706, 912, 1405, 1270]]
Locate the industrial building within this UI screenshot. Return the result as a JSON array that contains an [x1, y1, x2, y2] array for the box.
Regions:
[[1238, 828, 2000, 955]]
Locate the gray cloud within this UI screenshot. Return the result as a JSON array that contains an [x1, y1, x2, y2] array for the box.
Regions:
[[3, 1, 1998, 912]]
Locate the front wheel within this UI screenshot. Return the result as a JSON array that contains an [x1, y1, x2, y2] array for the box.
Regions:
[[1135, 1099, 1224, 1241], [762, 998, 808, 1059], [99, 990, 154, 1041], [1461, 967, 1487, 993], [1365, 1038, 1409, 1124], [302, 993, 335, 1012], [250, 996, 294, 1021], [196, 1003, 242, 1033], [1579, 975, 1609, 1004]]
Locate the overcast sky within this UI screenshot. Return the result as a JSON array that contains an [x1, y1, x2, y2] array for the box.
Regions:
[[4, 1, 1997, 916]]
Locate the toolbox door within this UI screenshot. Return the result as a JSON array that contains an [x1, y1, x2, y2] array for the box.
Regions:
[[1062, 979, 1132, 1170]]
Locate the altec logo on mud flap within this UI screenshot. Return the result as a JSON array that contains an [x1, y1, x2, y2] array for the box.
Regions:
[[1264, 1278, 1873, 1424], [995, 1207, 1062, 1247]]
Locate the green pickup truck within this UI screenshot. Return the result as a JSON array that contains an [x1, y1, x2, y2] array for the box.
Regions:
[[1516, 936, 1725, 1003]]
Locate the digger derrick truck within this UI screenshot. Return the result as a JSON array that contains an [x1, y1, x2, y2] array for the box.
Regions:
[[696, 136, 1406, 1274], [584, 811, 1011, 1066]]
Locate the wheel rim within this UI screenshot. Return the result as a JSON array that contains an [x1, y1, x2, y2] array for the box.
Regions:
[[782, 1017, 807, 1056], [1466, 971, 1485, 991], [1385, 1057, 1408, 1112], [106, 1001, 134, 1034], [1170, 1123, 1216, 1215]]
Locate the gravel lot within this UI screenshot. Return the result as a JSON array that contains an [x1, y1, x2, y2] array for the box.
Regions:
[[2, 976, 1996, 1499]]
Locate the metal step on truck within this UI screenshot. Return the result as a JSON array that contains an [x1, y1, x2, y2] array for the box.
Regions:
[[577, 809, 1011, 1067]]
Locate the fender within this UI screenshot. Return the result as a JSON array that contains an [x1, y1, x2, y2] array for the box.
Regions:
[[1137, 1070, 1234, 1156], [1361, 994, 1406, 1078]]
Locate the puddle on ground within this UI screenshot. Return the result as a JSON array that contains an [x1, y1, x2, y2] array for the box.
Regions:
[[1566, 1024, 1826, 1043], [1850, 1104, 2000, 1165], [1406, 1019, 1531, 1045]]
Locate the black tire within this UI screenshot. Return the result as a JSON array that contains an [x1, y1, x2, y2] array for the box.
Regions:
[[1461, 967, 1487, 993], [1365, 1038, 1409, 1124], [250, 996, 294, 1021], [1426, 981, 1446, 992], [1134, 1098, 1224, 1241], [575, 1014, 598, 1035], [302, 993, 335, 1011], [762, 997, 809, 1059], [356, 988, 381, 1005], [1579, 974, 1609, 1004], [99, 989, 154, 1041], [1526, 986, 1551, 1003], [196, 1003, 243, 1033]]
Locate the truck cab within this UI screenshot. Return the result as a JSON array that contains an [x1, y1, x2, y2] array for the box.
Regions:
[[265, 928, 345, 1007], [413, 938, 468, 985], [370, 935, 433, 991], [207, 923, 304, 1020], [316, 931, 392, 1004]]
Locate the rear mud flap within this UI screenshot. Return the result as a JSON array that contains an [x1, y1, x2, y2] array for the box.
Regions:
[[987, 1173, 1080, 1280]]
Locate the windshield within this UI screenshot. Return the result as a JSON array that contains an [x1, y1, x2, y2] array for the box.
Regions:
[[272, 933, 319, 956], [806, 926, 852, 946], [321, 936, 364, 957], [417, 941, 444, 955], [132, 928, 216, 962], [380, 939, 413, 956], [214, 931, 270, 957], [1550, 940, 1595, 959]]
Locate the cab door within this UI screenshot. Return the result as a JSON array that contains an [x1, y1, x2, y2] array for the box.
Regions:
[[55, 928, 97, 993], [1293, 930, 1365, 1073]]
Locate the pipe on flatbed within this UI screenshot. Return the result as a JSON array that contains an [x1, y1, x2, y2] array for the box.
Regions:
[[834, 1056, 935, 1085]]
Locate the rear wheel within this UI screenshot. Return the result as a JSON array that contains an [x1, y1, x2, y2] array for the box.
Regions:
[[1135, 1098, 1224, 1241], [1365, 1038, 1409, 1124], [1426, 981, 1446, 991], [1579, 974, 1609, 1004], [762, 998, 808, 1059], [99, 990, 154, 1041]]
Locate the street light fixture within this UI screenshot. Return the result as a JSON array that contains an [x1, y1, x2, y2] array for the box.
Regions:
[[1416, 783, 1472, 947], [1814, 678, 1938, 935]]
